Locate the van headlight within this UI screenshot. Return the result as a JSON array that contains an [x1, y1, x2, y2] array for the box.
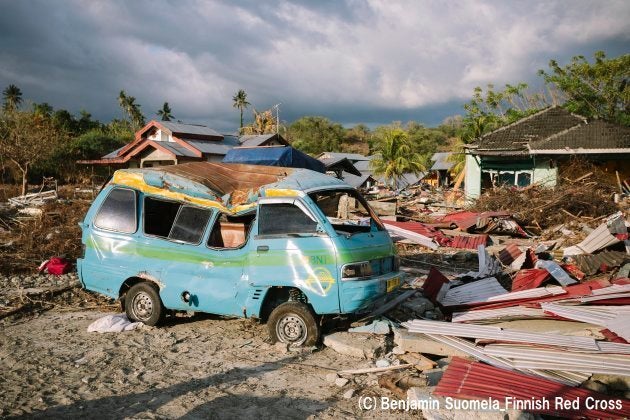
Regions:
[[342, 261, 373, 280]]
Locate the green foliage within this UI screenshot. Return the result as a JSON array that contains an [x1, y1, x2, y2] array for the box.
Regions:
[[538, 51, 630, 125], [287, 116, 345, 154], [460, 83, 548, 143], [370, 127, 425, 188], [157, 102, 173, 121], [2, 84, 22, 112], [0, 110, 68, 194], [232, 89, 250, 129], [118, 90, 145, 130]]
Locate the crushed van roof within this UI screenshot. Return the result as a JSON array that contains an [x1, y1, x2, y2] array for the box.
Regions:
[[109, 162, 348, 214]]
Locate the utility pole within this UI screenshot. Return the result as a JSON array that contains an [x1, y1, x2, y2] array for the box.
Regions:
[[272, 103, 281, 134]]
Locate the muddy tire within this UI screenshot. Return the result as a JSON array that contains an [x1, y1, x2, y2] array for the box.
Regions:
[[268, 302, 319, 346], [125, 282, 164, 326]]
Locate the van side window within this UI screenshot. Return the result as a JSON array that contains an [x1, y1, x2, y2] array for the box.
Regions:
[[208, 213, 255, 248], [169, 206, 211, 244], [258, 203, 317, 235], [94, 188, 137, 233], [144, 197, 180, 238]]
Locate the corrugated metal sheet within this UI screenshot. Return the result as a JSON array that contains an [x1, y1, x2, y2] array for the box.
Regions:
[[497, 243, 522, 266], [449, 234, 488, 250], [572, 250, 629, 275], [451, 306, 548, 323], [511, 269, 550, 291], [403, 319, 601, 350], [434, 357, 630, 419], [440, 278, 507, 306], [153, 141, 198, 157], [382, 221, 439, 249], [542, 302, 630, 341], [564, 222, 622, 256]]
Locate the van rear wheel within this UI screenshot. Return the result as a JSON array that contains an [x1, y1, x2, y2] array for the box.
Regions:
[[268, 302, 319, 346], [125, 282, 164, 326]]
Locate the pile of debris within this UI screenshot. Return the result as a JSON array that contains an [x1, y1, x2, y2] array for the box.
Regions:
[[323, 211, 630, 417]]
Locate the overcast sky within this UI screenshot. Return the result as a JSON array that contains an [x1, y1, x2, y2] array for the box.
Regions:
[[1, 0, 628, 132]]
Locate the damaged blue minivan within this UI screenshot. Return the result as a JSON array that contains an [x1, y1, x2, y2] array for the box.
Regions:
[[78, 162, 402, 345]]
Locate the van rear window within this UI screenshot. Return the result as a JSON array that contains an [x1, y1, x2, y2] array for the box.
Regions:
[[94, 188, 137, 233]]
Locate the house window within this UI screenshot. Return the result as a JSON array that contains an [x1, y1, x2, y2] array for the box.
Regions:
[[517, 172, 532, 187], [94, 188, 137, 233]]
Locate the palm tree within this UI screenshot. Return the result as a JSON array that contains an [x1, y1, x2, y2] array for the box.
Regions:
[[232, 89, 250, 130], [32, 102, 53, 118], [157, 102, 173, 121], [370, 128, 425, 189], [2, 84, 23, 112], [118, 90, 145, 129]]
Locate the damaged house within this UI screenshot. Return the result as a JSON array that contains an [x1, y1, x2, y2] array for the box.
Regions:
[[464, 106, 630, 199], [80, 120, 288, 168]]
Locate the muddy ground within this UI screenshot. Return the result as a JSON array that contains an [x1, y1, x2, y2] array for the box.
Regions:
[[0, 277, 421, 419]]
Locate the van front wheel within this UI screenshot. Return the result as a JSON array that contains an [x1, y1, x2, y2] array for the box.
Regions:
[[125, 282, 164, 326], [268, 302, 319, 346]]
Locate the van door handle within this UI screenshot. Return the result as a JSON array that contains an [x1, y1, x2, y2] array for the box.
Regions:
[[257, 245, 269, 252]]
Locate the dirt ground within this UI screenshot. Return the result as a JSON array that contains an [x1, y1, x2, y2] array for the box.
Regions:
[[0, 294, 422, 419]]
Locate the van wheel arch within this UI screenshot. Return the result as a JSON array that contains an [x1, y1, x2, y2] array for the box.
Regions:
[[259, 286, 313, 322], [119, 277, 161, 306]]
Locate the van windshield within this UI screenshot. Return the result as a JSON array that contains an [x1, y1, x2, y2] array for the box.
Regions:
[[308, 189, 383, 235]]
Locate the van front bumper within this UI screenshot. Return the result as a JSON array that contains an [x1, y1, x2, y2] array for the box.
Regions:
[[338, 270, 403, 314]]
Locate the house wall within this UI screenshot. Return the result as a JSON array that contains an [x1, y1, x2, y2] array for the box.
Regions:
[[532, 158, 557, 187], [464, 154, 481, 199], [147, 129, 171, 142], [139, 147, 176, 167]]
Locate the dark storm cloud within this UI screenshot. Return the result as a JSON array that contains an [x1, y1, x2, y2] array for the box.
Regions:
[[0, 0, 628, 132]]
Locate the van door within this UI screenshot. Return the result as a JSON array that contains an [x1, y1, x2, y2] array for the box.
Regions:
[[159, 210, 251, 317], [247, 198, 340, 315]]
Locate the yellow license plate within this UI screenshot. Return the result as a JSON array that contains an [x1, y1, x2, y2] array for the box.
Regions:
[[387, 277, 400, 292]]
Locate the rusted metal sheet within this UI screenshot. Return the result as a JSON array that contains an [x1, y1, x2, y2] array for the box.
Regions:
[[434, 357, 630, 419], [497, 243, 523, 266], [511, 269, 550, 291], [438, 210, 511, 230], [572, 250, 628, 276], [449, 234, 488, 250], [158, 162, 293, 195], [422, 267, 450, 304]]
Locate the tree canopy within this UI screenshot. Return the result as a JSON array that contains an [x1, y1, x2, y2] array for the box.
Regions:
[[232, 89, 250, 130], [370, 127, 425, 188], [538, 51, 630, 125], [157, 102, 173, 121], [2, 84, 22, 112]]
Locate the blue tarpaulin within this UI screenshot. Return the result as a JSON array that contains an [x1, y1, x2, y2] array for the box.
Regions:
[[223, 146, 325, 173]]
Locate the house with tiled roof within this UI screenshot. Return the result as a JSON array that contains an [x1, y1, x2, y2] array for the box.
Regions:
[[464, 106, 630, 198], [80, 120, 288, 168]]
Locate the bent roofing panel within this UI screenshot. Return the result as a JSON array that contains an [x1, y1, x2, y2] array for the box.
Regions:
[[529, 119, 630, 151], [159, 121, 222, 137], [319, 157, 362, 176], [476, 106, 584, 151], [430, 152, 455, 171], [340, 171, 373, 188]]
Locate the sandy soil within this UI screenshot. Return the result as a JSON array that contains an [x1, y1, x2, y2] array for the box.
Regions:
[[0, 305, 421, 419]]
